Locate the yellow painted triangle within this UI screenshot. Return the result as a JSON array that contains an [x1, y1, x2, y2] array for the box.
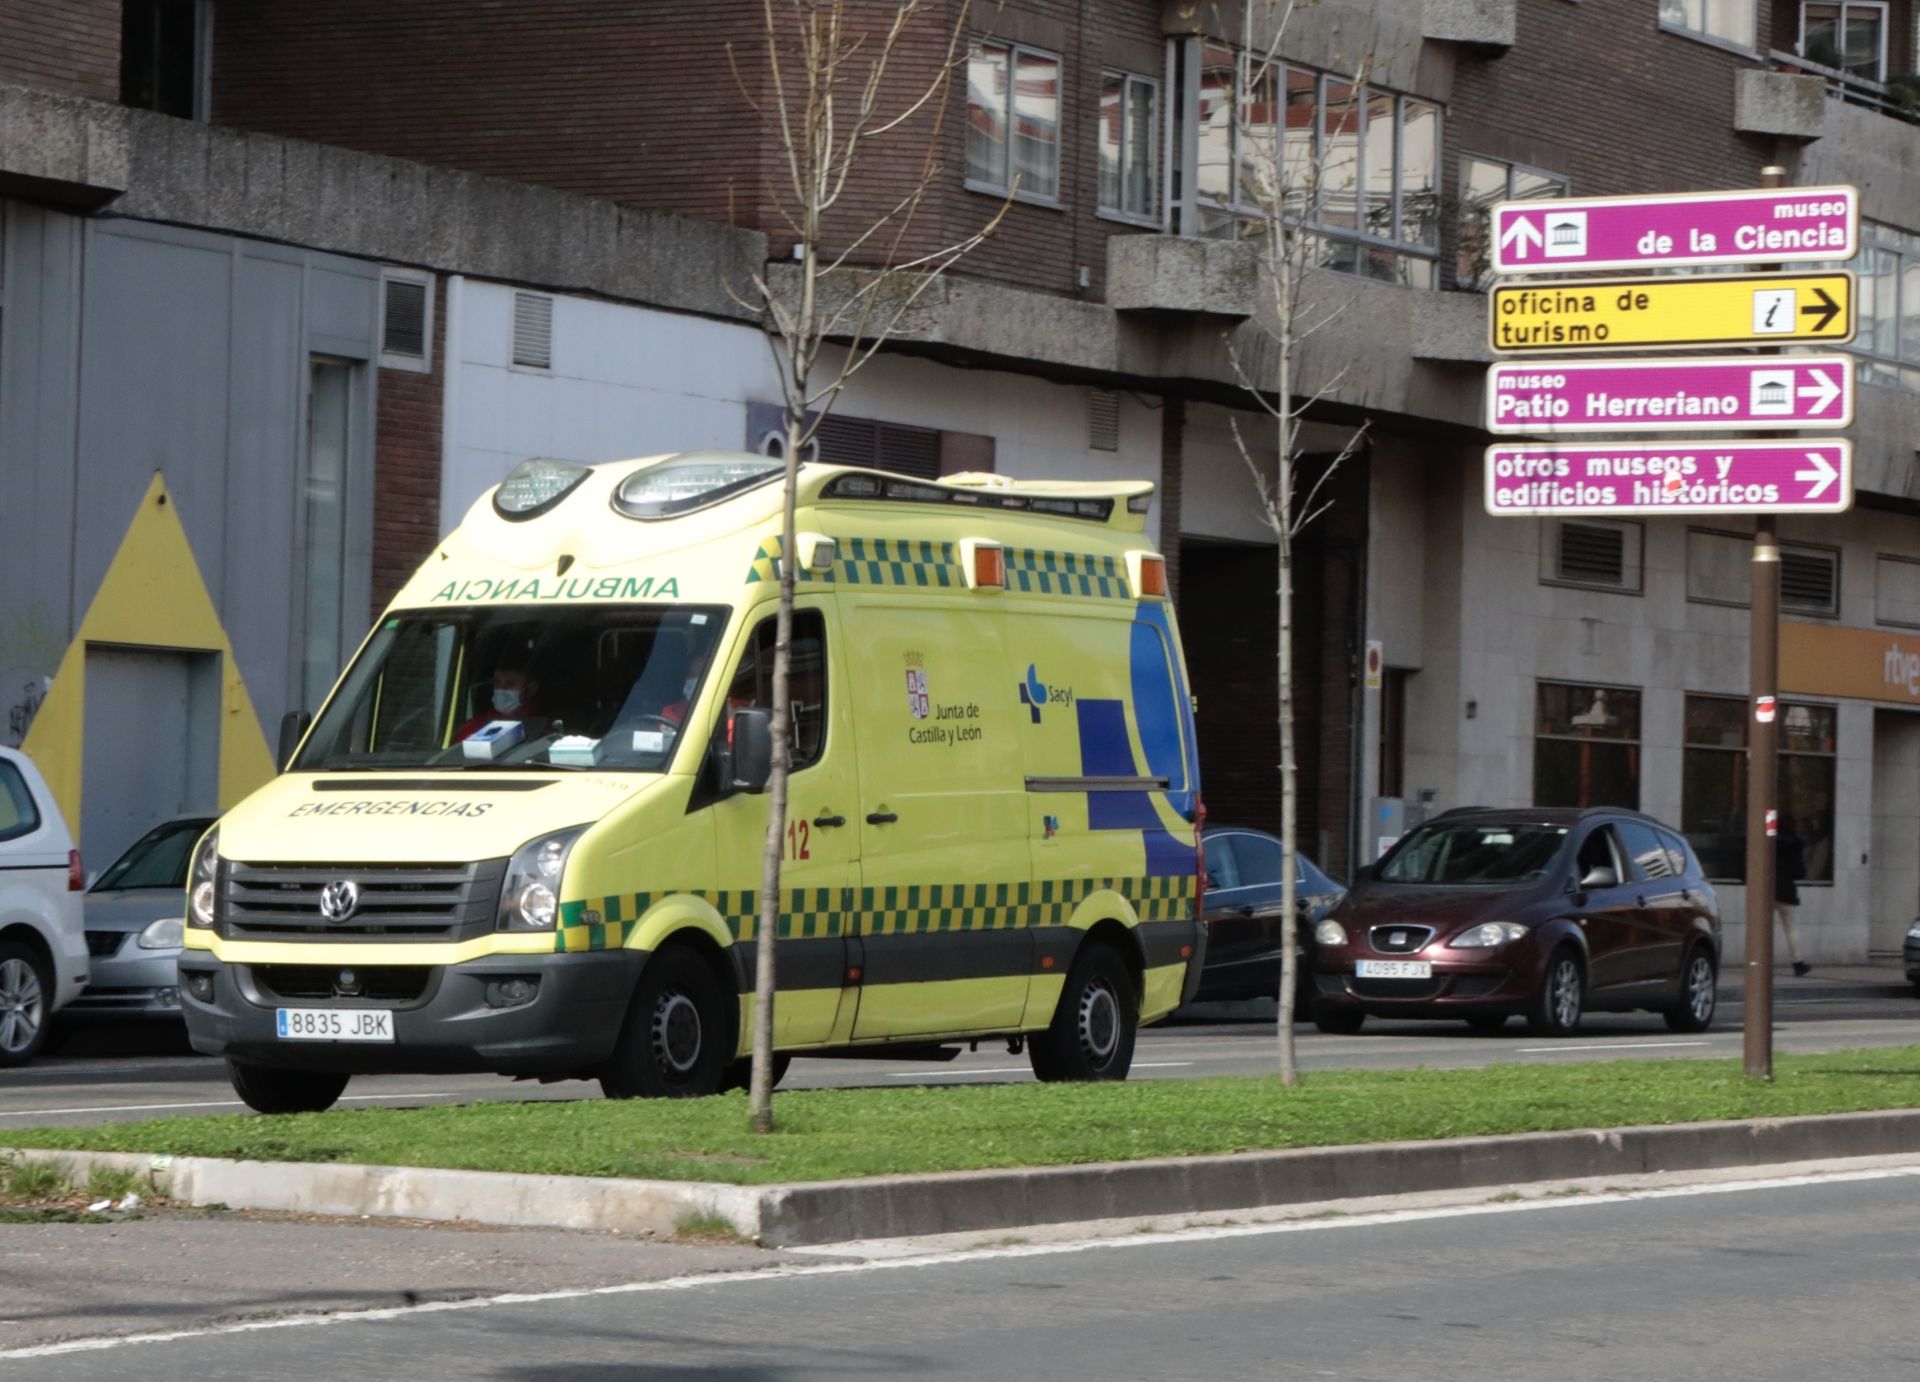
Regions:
[[23, 474, 275, 836]]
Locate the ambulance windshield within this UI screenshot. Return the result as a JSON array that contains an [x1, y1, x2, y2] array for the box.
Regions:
[[293, 605, 730, 772]]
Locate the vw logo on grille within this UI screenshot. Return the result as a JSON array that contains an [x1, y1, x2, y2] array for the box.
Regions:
[[319, 879, 361, 923], [1389, 931, 1407, 947]]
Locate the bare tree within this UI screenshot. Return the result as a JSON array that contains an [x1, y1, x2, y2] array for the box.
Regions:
[[1221, 0, 1372, 1085], [726, 0, 1007, 1132]]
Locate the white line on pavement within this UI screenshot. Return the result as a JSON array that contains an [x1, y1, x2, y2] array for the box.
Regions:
[[1514, 1040, 1714, 1054], [8, 1162, 1920, 1363], [0, 1092, 459, 1118]]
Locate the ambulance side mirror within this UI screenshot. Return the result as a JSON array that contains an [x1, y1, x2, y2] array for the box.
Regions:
[[728, 709, 773, 795], [277, 710, 313, 772]]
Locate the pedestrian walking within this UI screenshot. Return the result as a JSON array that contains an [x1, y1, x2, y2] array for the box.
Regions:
[[1775, 817, 1811, 977]]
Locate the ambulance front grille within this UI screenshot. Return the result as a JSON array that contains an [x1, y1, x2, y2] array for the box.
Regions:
[[220, 860, 508, 942]]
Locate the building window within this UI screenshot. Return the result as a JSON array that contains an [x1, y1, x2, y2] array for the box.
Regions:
[[301, 359, 358, 713], [1681, 695, 1836, 883], [1800, 2, 1888, 81], [380, 272, 434, 374], [511, 292, 553, 371], [1542, 518, 1642, 593], [1098, 71, 1159, 223], [121, 0, 211, 119], [1875, 554, 1920, 627], [967, 40, 1062, 203], [1813, 220, 1920, 394], [1535, 682, 1641, 809], [1455, 156, 1568, 291], [1686, 529, 1840, 614], [1190, 46, 1440, 288], [1658, 0, 1757, 51]]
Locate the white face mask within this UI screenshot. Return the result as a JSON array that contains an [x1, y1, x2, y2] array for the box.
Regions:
[[493, 688, 523, 715]]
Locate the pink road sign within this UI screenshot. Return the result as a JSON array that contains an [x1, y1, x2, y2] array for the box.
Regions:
[[1486, 356, 1853, 434], [1491, 186, 1857, 275], [1485, 440, 1853, 517]]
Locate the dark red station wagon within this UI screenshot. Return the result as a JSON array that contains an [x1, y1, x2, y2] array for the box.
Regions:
[[1310, 807, 1720, 1038]]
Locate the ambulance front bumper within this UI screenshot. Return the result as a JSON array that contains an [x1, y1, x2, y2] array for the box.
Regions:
[[178, 949, 644, 1076]]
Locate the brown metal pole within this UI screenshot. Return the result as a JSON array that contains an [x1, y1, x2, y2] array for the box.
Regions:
[[1743, 164, 1788, 1082]]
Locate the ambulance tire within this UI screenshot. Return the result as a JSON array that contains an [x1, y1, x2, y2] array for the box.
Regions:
[[226, 1060, 350, 1115], [1029, 939, 1137, 1083], [721, 1053, 791, 1093], [600, 947, 733, 1099]]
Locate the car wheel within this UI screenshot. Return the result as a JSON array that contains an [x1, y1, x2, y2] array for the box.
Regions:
[[1527, 948, 1584, 1038], [1665, 947, 1718, 1033], [0, 942, 51, 1068], [721, 1053, 792, 1093], [600, 947, 734, 1099], [1030, 940, 1137, 1082], [1313, 1006, 1365, 1035], [226, 1060, 350, 1114], [1465, 1014, 1509, 1035]]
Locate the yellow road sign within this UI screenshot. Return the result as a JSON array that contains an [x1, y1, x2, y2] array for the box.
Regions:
[[1490, 272, 1854, 354]]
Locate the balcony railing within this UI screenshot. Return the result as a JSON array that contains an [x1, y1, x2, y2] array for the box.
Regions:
[[1768, 48, 1919, 126]]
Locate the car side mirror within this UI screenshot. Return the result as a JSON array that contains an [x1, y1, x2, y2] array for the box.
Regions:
[[277, 710, 313, 772], [727, 708, 773, 794], [1578, 864, 1619, 890]]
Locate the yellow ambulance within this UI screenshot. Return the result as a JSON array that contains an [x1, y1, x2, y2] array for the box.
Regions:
[[180, 452, 1205, 1112]]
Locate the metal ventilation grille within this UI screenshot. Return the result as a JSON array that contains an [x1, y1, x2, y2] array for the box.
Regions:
[[1088, 390, 1120, 451], [512, 292, 553, 369], [1781, 548, 1838, 614], [1556, 521, 1626, 586], [814, 414, 941, 479], [382, 278, 428, 359]]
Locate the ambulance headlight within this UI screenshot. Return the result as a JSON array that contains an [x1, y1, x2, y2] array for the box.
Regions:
[[188, 827, 220, 929], [498, 826, 589, 931]]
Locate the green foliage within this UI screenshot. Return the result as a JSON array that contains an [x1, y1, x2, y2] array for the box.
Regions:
[[10, 1047, 1920, 1185], [673, 1211, 747, 1243], [1, 1157, 70, 1200], [83, 1165, 142, 1203]]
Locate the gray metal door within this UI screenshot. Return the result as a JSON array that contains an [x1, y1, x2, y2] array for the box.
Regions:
[[81, 645, 219, 866]]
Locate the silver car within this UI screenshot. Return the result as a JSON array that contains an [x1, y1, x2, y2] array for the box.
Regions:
[[69, 816, 217, 1022]]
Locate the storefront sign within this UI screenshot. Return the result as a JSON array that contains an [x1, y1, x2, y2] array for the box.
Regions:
[[1484, 440, 1852, 516], [1490, 273, 1854, 353], [1780, 623, 1920, 706], [1485, 357, 1853, 434], [1491, 186, 1858, 275]]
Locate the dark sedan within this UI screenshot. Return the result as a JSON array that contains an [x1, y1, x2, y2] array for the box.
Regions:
[[1193, 826, 1346, 1005]]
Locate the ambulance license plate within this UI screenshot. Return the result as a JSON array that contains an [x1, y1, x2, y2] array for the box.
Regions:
[[1355, 960, 1431, 979], [276, 1008, 394, 1042]]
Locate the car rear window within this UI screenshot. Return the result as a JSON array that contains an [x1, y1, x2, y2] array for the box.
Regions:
[[1379, 821, 1569, 885], [0, 764, 40, 843], [1616, 820, 1678, 881]]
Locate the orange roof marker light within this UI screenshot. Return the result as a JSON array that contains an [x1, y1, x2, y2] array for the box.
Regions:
[[961, 538, 1005, 591], [1127, 551, 1168, 599]]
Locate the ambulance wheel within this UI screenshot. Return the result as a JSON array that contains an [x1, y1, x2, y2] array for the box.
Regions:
[[1029, 940, 1137, 1082], [600, 948, 733, 1099], [721, 1054, 791, 1093], [226, 1060, 350, 1115]]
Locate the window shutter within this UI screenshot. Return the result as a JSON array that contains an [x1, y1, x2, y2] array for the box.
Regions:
[[1556, 521, 1626, 586], [512, 292, 553, 369], [1781, 548, 1838, 614], [382, 278, 428, 360], [1088, 390, 1120, 451], [812, 414, 942, 479]]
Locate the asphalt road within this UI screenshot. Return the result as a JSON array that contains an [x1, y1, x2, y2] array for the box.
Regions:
[[6, 976, 1916, 1128], [8, 1162, 1920, 1378]]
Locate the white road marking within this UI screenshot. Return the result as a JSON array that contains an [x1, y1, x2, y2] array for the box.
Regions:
[[1515, 1041, 1714, 1054], [885, 1061, 1192, 1080], [0, 1092, 458, 1119], [6, 1162, 1918, 1362]]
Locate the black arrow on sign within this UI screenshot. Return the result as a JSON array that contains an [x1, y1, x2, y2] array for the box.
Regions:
[[1800, 287, 1841, 333]]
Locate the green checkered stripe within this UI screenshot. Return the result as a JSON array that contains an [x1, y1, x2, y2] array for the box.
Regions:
[[745, 536, 962, 589], [555, 875, 1196, 952], [1003, 547, 1128, 599]]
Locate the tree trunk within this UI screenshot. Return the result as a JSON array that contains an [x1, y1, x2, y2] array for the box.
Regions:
[[1274, 234, 1300, 1088]]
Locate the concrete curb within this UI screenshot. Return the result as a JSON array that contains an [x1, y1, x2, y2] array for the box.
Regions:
[[14, 1108, 1920, 1247]]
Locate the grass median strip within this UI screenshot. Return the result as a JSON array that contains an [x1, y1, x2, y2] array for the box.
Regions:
[[11, 1045, 1920, 1186]]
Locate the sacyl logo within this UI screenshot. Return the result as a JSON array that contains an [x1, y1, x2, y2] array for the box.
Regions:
[[1019, 665, 1049, 723], [319, 879, 361, 923]]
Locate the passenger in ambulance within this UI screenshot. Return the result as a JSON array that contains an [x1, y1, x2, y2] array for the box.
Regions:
[[455, 650, 546, 741]]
